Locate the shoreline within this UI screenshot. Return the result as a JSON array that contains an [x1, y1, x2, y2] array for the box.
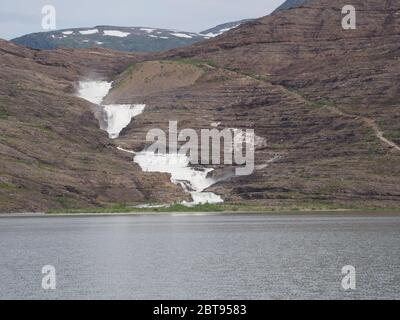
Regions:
[[2, 209, 400, 218]]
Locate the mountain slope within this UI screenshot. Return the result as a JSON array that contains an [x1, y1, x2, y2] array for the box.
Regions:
[[162, 0, 400, 140], [0, 40, 186, 212], [10, 19, 261, 53], [10, 20, 254, 53], [11, 26, 208, 52], [1, 0, 399, 212], [109, 0, 400, 209]]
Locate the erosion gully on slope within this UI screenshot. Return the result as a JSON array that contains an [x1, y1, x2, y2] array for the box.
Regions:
[[77, 80, 224, 206]]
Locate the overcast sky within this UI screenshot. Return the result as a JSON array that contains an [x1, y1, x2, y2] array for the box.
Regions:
[[0, 0, 285, 40]]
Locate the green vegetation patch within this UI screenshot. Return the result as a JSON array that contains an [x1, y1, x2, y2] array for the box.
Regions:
[[0, 108, 8, 119], [122, 63, 139, 76], [48, 203, 226, 214], [0, 182, 18, 190], [284, 88, 336, 109], [54, 196, 80, 209], [0, 97, 9, 119], [172, 58, 218, 69], [310, 98, 336, 109], [46, 201, 400, 215], [386, 129, 400, 142]]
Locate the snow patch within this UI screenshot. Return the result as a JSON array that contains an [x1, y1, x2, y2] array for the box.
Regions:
[[140, 28, 155, 33], [170, 33, 192, 39], [103, 30, 130, 37], [79, 29, 99, 35], [62, 31, 74, 35], [202, 24, 240, 38], [230, 128, 267, 150]]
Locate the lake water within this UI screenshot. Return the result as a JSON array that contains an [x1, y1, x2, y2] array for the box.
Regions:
[[0, 213, 399, 299]]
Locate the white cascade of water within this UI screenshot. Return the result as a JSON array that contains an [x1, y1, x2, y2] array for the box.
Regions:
[[77, 80, 145, 139], [77, 80, 224, 206]]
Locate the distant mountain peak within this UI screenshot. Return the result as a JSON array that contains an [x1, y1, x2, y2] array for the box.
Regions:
[[11, 18, 258, 53], [10, 0, 310, 54], [11, 25, 209, 52]]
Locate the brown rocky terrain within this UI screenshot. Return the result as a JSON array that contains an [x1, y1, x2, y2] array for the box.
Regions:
[[0, 40, 186, 212], [161, 0, 400, 145], [1, 0, 399, 212], [108, 0, 400, 209]]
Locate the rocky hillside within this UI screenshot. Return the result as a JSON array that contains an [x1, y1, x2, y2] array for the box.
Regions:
[[1, 0, 399, 212], [0, 40, 186, 212], [109, 0, 400, 209]]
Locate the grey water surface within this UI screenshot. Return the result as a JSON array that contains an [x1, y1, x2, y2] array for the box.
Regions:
[[0, 213, 399, 299]]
